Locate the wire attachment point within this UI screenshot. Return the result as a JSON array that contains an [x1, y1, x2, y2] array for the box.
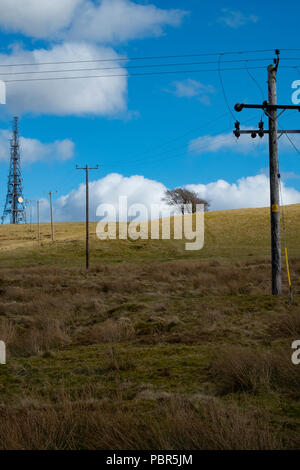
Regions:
[[233, 120, 240, 138]]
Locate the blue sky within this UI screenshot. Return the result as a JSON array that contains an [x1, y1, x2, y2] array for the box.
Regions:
[[0, 0, 300, 221]]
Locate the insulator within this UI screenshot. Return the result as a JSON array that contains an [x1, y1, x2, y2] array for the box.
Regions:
[[234, 103, 243, 112]]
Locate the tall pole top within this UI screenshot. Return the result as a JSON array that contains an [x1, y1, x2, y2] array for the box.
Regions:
[[13, 116, 18, 131], [76, 164, 99, 170]]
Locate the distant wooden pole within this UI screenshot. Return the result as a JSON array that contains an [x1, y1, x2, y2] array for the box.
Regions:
[[30, 200, 32, 232], [76, 164, 99, 269], [37, 200, 40, 243], [49, 191, 54, 242], [86, 166, 89, 269], [24, 201, 27, 225]]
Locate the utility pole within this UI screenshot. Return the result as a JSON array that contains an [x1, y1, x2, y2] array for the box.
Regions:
[[76, 164, 99, 269], [29, 200, 33, 232], [37, 200, 40, 243], [268, 63, 281, 295], [24, 199, 28, 224], [49, 191, 55, 242], [234, 50, 300, 295]]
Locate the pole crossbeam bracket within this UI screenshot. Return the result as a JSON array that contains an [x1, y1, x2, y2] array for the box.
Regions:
[[234, 129, 300, 138], [76, 165, 99, 170], [234, 103, 300, 112]]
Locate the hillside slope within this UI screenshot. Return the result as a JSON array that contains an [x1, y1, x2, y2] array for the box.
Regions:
[[0, 204, 299, 449], [0, 204, 299, 268]]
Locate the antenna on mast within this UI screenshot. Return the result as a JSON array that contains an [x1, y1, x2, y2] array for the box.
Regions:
[[1, 117, 26, 224]]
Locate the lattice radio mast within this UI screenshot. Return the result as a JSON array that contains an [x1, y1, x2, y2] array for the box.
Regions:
[[1, 117, 26, 224]]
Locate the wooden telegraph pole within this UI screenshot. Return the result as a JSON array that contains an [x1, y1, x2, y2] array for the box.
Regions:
[[49, 191, 56, 242], [37, 200, 40, 243], [29, 199, 37, 234], [76, 165, 99, 269], [233, 50, 300, 295], [268, 63, 281, 295], [30, 200, 33, 232]]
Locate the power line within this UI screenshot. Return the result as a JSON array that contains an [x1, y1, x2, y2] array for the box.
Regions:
[[102, 113, 258, 169], [245, 60, 265, 102], [278, 121, 300, 155], [218, 54, 237, 122], [276, 107, 300, 155], [151, 113, 259, 163], [281, 48, 300, 52], [0, 57, 279, 76], [0, 49, 280, 68], [102, 111, 230, 168], [295, 65, 300, 76], [103, 113, 238, 168], [138, 115, 259, 169], [2, 65, 281, 83], [244, 60, 266, 122]]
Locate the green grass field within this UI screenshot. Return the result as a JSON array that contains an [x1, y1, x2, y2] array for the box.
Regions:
[[0, 205, 299, 449]]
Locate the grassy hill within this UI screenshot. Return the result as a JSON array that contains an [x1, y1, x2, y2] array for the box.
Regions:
[[0, 205, 299, 449], [1, 203, 300, 266]]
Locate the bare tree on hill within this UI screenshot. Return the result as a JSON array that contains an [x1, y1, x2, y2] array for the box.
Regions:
[[163, 188, 210, 214]]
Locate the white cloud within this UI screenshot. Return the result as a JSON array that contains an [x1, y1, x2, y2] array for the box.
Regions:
[[36, 172, 300, 222], [0, 0, 82, 38], [189, 131, 259, 154], [67, 0, 187, 43], [167, 79, 215, 105], [0, 0, 186, 43], [217, 9, 259, 28], [46, 173, 171, 222], [1, 42, 128, 116], [0, 129, 74, 163], [0, 1, 187, 116], [189, 130, 300, 155], [186, 174, 300, 211]]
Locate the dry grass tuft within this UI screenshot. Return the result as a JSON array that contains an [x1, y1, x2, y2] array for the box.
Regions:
[[76, 318, 135, 345], [0, 315, 70, 357], [211, 347, 272, 394], [211, 346, 300, 395], [269, 311, 300, 338], [0, 395, 284, 450]]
